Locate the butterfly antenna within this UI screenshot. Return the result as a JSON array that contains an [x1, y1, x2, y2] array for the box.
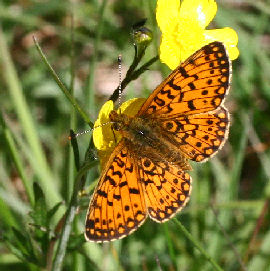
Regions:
[[69, 121, 112, 140], [118, 54, 122, 111]]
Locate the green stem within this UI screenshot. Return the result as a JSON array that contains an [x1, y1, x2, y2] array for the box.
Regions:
[[51, 159, 98, 271], [131, 55, 159, 82], [163, 223, 177, 269], [173, 219, 224, 271], [33, 36, 92, 128], [109, 45, 145, 102]]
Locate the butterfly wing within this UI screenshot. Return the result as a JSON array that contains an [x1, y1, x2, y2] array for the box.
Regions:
[[160, 107, 229, 162], [138, 156, 192, 222], [137, 42, 231, 118], [136, 41, 230, 162], [85, 140, 147, 242]]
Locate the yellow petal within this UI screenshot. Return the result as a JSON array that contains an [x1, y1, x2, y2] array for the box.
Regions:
[[118, 97, 146, 116], [159, 36, 181, 70], [159, 20, 206, 69], [93, 100, 114, 151], [156, 0, 180, 33], [227, 46, 239, 60], [203, 27, 239, 60], [179, 0, 217, 29]]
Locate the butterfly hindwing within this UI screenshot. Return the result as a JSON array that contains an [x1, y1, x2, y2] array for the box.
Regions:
[[137, 42, 231, 117], [160, 107, 229, 162], [138, 156, 192, 222], [85, 141, 147, 242]]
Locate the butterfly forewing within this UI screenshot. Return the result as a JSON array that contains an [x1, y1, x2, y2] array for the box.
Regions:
[[137, 42, 231, 117], [85, 141, 147, 242]]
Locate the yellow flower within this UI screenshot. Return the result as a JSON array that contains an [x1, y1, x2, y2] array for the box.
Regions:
[[93, 98, 145, 168], [156, 0, 239, 70]]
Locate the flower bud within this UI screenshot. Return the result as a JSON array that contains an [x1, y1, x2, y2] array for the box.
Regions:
[[132, 20, 153, 47]]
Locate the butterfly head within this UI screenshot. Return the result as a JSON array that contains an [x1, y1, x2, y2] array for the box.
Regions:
[[109, 110, 130, 132]]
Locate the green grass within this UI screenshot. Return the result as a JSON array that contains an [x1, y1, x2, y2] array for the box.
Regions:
[[1, 1, 270, 270]]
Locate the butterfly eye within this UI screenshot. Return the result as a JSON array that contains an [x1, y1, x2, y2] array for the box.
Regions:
[[112, 122, 122, 131], [109, 110, 118, 121]]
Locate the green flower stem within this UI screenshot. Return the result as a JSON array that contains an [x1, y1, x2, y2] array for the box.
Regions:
[[33, 36, 93, 128], [51, 159, 98, 271], [0, 113, 34, 207], [130, 55, 159, 82], [173, 219, 224, 271]]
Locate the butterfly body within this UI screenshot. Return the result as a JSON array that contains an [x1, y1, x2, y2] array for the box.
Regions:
[[110, 110, 192, 170], [85, 42, 231, 242]]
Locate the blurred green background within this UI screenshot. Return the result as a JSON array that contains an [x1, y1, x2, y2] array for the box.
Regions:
[[1, 0, 270, 270]]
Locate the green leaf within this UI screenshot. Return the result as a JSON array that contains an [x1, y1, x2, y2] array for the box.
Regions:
[[67, 234, 85, 251], [47, 201, 63, 223], [10, 227, 39, 265], [5, 241, 28, 263], [11, 227, 30, 256], [30, 182, 47, 227]]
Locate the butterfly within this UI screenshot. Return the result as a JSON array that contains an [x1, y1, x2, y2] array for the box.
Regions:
[[85, 41, 231, 242]]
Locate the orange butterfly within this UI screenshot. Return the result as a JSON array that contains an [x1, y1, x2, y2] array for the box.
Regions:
[[85, 41, 231, 242]]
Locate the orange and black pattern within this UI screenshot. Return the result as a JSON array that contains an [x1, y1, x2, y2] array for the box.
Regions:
[[138, 157, 191, 222], [160, 107, 229, 162], [85, 42, 231, 242], [85, 142, 147, 242], [138, 41, 231, 117]]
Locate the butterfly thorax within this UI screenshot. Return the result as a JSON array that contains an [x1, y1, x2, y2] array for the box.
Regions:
[[109, 110, 131, 132], [109, 110, 191, 170]]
